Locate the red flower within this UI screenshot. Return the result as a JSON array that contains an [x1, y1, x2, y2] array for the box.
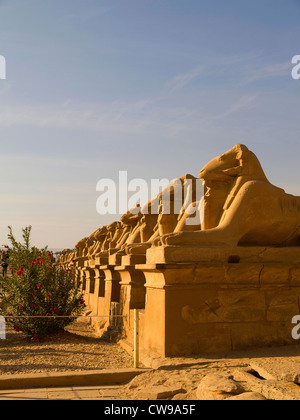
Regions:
[[80, 299, 85, 305], [16, 266, 24, 275], [13, 325, 20, 332], [51, 308, 57, 313], [36, 284, 42, 289], [20, 306, 23, 310], [45, 293, 50, 298]]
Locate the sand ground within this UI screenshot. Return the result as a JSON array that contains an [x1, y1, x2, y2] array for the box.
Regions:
[[1, 320, 300, 400]]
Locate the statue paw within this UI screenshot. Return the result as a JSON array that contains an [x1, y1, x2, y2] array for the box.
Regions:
[[161, 233, 179, 245], [152, 237, 162, 247]]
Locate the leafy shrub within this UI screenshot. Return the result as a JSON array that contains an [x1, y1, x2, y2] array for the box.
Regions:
[[0, 226, 86, 340]]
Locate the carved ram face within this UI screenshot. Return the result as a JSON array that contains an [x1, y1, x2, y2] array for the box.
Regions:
[[199, 144, 248, 181]]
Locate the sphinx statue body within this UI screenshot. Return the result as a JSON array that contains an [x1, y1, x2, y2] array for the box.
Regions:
[[125, 174, 202, 254], [75, 144, 300, 264], [158, 144, 300, 248]]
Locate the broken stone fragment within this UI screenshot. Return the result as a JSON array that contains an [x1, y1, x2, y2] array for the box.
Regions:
[[137, 386, 186, 400], [196, 374, 245, 400], [225, 392, 267, 400]]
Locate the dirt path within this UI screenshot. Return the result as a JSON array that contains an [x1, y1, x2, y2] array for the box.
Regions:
[[2, 318, 300, 400], [0, 320, 133, 375]]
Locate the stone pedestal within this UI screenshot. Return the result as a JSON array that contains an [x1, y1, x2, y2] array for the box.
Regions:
[[92, 267, 106, 313], [109, 251, 125, 265], [84, 259, 94, 267], [146, 245, 300, 264], [114, 265, 146, 347], [87, 266, 106, 332], [101, 266, 121, 317], [75, 256, 88, 268], [94, 255, 108, 266], [78, 267, 86, 295], [81, 267, 95, 307], [75, 257, 87, 295], [115, 266, 146, 311], [136, 250, 300, 357], [121, 254, 146, 265]]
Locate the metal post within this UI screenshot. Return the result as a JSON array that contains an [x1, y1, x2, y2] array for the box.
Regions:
[[0, 316, 6, 340], [134, 309, 139, 368]]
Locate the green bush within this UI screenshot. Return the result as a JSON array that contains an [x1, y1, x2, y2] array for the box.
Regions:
[[0, 226, 86, 340]]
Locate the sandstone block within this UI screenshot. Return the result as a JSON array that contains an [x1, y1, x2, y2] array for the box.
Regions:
[[196, 374, 244, 400], [137, 386, 186, 400], [225, 392, 267, 400]]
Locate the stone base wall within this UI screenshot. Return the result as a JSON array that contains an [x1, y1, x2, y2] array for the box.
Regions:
[[138, 261, 300, 356], [72, 248, 300, 358]]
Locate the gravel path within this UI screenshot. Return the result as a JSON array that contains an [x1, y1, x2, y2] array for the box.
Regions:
[[0, 320, 133, 375]]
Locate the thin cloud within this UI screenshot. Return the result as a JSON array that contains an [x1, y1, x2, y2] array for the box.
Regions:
[[218, 93, 259, 118], [165, 65, 204, 91], [0, 101, 147, 132], [0, 99, 191, 139], [242, 61, 292, 83]]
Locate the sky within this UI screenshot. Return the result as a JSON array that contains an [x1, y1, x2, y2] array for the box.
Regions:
[[0, 0, 300, 248]]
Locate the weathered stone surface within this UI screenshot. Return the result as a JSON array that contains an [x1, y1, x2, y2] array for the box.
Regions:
[[218, 289, 266, 322], [196, 374, 244, 400], [290, 266, 300, 285], [137, 386, 186, 400], [225, 392, 267, 400], [265, 289, 300, 322], [181, 303, 220, 324], [181, 288, 266, 324], [233, 369, 300, 400], [260, 265, 290, 285], [250, 360, 300, 383], [225, 264, 262, 286], [169, 322, 232, 355], [146, 246, 300, 265]]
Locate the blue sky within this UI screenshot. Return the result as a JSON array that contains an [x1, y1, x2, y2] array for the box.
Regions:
[[0, 0, 299, 248]]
